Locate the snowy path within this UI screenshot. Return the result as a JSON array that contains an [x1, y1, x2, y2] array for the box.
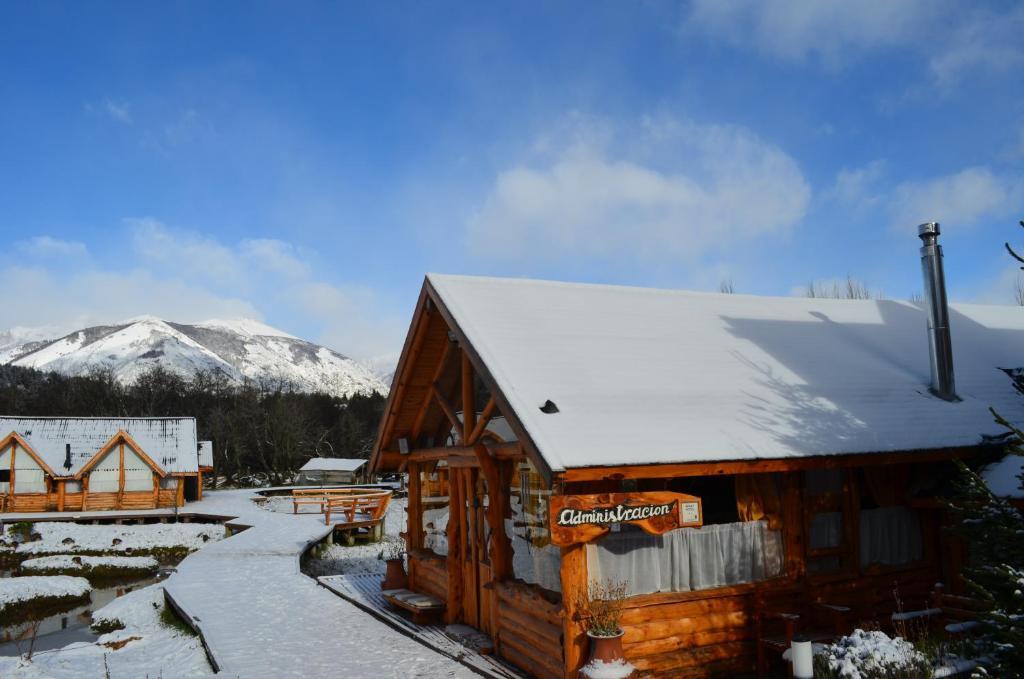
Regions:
[[163, 489, 476, 679]]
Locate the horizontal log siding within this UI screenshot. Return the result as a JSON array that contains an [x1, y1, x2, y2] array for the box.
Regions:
[[621, 587, 756, 677], [617, 566, 938, 677], [493, 581, 563, 679], [6, 493, 49, 512], [410, 552, 448, 603]]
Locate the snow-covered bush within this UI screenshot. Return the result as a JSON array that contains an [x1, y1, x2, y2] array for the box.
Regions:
[[813, 629, 933, 679]]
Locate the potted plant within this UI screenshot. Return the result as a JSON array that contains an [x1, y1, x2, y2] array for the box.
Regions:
[[576, 579, 634, 679], [378, 536, 408, 590]]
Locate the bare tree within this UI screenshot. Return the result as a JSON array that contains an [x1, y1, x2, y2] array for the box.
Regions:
[[718, 279, 735, 294], [804, 275, 880, 300]]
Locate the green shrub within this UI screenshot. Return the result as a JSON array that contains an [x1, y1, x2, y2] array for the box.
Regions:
[[159, 603, 197, 637], [91, 618, 126, 635]]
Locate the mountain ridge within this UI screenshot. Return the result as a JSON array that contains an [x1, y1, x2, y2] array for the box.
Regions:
[[0, 317, 387, 398]]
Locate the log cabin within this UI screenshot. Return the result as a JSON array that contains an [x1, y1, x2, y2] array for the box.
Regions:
[[0, 417, 205, 512], [295, 457, 368, 485], [370, 228, 1024, 678]]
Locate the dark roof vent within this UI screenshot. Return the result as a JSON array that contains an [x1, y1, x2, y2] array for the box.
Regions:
[[539, 400, 559, 414], [63, 444, 72, 471]]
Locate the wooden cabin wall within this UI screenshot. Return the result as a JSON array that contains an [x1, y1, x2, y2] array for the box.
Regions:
[[559, 466, 947, 678], [408, 550, 448, 603], [492, 580, 563, 679]]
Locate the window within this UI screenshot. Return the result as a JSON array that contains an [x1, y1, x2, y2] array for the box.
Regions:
[[506, 459, 561, 592], [858, 465, 923, 568], [420, 462, 450, 557], [805, 468, 848, 573], [586, 473, 785, 597]]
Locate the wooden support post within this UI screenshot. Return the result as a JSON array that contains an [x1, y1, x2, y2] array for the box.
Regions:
[[152, 472, 160, 508], [9, 440, 16, 499], [781, 472, 805, 579], [56, 478, 66, 512], [176, 477, 185, 507], [461, 351, 475, 442], [117, 442, 125, 510], [81, 474, 89, 511], [197, 471, 203, 501], [446, 467, 464, 624], [408, 461, 422, 550], [561, 542, 588, 678]]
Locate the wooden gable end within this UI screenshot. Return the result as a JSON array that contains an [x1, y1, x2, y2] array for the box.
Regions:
[[75, 430, 167, 480], [0, 431, 59, 478], [371, 278, 552, 483]]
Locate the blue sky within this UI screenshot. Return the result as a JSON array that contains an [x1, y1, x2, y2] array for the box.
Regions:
[[2, 1, 1023, 362]]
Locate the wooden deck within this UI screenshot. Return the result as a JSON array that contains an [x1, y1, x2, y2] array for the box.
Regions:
[[318, 574, 526, 679]]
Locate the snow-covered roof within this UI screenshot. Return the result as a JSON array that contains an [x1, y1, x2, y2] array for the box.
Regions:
[[198, 441, 214, 468], [299, 457, 366, 473], [0, 417, 199, 476], [981, 454, 1024, 499], [427, 274, 1024, 473]]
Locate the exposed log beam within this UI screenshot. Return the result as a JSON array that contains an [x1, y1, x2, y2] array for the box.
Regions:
[[431, 384, 462, 442], [410, 341, 454, 441], [467, 397, 497, 445], [405, 442, 521, 462], [461, 351, 475, 443]]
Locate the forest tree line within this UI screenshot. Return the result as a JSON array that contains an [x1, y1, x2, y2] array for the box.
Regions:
[[0, 364, 386, 485]]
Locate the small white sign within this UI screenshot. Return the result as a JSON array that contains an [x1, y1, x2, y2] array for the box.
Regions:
[[681, 501, 700, 524]]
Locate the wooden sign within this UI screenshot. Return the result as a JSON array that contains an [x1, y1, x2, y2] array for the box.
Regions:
[[548, 491, 702, 546]]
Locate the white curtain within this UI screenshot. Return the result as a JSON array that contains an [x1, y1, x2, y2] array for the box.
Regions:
[[507, 519, 562, 592], [586, 521, 784, 597], [860, 507, 922, 567]]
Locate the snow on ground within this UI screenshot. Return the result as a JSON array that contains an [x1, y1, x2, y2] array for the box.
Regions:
[[0, 585, 213, 678], [21, 555, 159, 572], [162, 489, 474, 678], [305, 497, 407, 578], [3, 522, 226, 556], [0, 576, 91, 608], [0, 490, 473, 678]]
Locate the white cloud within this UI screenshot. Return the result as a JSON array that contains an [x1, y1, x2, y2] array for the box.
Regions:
[[682, 1, 1022, 85], [129, 218, 245, 285], [929, 5, 1024, 87], [824, 160, 886, 209], [0, 265, 257, 334], [889, 167, 1024, 231], [16, 236, 88, 258], [292, 282, 406, 361], [99, 99, 132, 124], [468, 116, 810, 261], [1, 221, 403, 361], [240, 239, 311, 279], [683, 0, 940, 65]]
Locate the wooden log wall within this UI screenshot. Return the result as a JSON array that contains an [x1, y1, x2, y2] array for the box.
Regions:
[[492, 581, 563, 679], [409, 551, 448, 603]]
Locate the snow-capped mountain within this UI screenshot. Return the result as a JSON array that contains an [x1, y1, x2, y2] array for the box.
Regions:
[[1, 317, 387, 398]]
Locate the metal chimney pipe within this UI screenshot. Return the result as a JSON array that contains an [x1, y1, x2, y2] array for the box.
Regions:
[[918, 222, 957, 401]]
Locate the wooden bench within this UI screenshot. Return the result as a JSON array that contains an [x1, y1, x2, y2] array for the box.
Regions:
[[756, 585, 854, 678], [291, 488, 392, 526], [382, 588, 445, 624]]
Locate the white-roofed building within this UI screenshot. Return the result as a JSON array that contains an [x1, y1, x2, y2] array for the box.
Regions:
[[296, 457, 367, 485], [0, 417, 205, 512], [371, 267, 1024, 678]]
